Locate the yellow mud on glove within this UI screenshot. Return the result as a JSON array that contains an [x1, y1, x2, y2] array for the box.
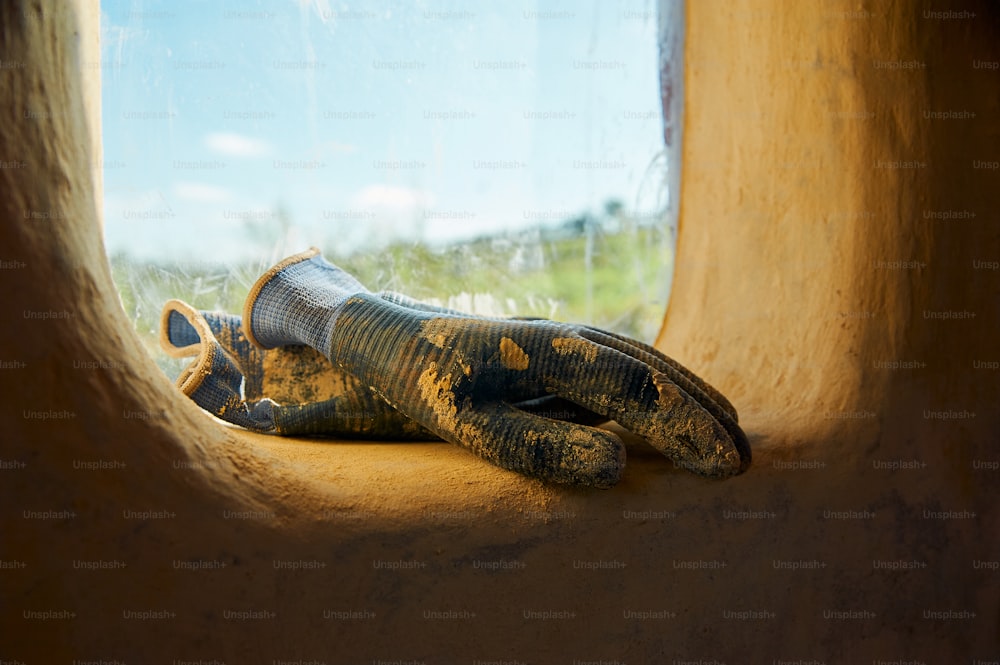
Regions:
[[160, 299, 434, 438], [243, 248, 750, 488]]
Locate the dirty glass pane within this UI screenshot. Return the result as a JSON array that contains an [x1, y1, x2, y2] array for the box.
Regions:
[[100, 0, 674, 377]]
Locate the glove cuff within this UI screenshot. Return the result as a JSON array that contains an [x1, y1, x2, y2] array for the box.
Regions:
[[243, 247, 369, 352], [160, 298, 208, 359]]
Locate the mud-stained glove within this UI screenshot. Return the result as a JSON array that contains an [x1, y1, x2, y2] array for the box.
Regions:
[[160, 299, 435, 438], [243, 248, 750, 488], [160, 300, 602, 437]]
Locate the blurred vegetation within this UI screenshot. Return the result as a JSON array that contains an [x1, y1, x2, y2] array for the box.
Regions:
[[111, 203, 674, 379]]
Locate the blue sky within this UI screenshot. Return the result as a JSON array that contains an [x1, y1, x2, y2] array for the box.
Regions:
[[100, 0, 665, 263]]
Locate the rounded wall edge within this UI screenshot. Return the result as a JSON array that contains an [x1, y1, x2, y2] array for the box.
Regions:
[[656, 0, 999, 450]]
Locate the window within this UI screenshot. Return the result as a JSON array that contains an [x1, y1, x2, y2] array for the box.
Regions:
[[100, 0, 674, 377]]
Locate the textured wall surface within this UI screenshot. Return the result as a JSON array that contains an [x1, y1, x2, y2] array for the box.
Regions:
[[1, 0, 996, 662]]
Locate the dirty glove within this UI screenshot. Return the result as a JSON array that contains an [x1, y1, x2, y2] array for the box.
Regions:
[[160, 299, 434, 438], [160, 300, 602, 437], [243, 248, 750, 488]]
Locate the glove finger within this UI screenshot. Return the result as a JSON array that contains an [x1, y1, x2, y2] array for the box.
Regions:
[[541, 333, 743, 477], [575, 327, 749, 469], [580, 325, 738, 422], [414, 393, 624, 488]]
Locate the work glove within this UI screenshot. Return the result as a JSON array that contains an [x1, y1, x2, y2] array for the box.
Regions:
[[160, 300, 603, 437], [160, 299, 435, 438], [242, 248, 751, 488]]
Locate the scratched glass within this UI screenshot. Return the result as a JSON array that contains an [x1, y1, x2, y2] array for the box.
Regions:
[[99, 0, 675, 378]]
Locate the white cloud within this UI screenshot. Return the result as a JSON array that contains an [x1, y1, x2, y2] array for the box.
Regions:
[[173, 182, 231, 203], [325, 141, 358, 155], [204, 132, 270, 157], [351, 184, 434, 212]]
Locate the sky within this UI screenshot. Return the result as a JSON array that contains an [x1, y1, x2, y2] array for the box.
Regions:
[[99, 0, 666, 263]]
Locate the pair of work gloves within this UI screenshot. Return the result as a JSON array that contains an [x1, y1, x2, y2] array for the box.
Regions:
[[161, 248, 750, 488]]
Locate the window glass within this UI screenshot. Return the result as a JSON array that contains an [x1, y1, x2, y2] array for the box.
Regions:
[[101, 0, 673, 376]]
